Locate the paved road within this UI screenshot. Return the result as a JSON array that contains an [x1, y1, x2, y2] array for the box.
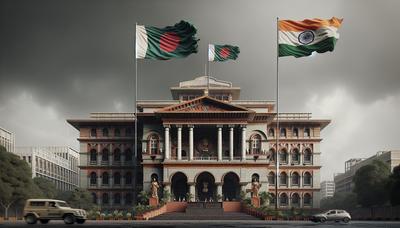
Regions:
[[2, 220, 400, 228]]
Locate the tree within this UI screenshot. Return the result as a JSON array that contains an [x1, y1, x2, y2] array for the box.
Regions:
[[57, 188, 94, 210], [320, 192, 358, 209], [33, 177, 58, 199], [389, 165, 400, 206], [353, 159, 390, 207], [0, 146, 37, 218]]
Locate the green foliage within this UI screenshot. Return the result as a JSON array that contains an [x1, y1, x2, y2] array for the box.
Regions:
[[389, 165, 400, 206], [259, 191, 273, 206], [133, 204, 155, 215], [320, 192, 358, 209], [185, 192, 193, 202], [160, 190, 171, 204], [56, 188, 95, 210], [353, 159, 391, 207], [137, 190, 150, 205], [33, 177, 58, 199], [240, 190, 246, 201]]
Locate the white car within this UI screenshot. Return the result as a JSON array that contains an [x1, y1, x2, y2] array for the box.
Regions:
[[311, 209, 351, 223]]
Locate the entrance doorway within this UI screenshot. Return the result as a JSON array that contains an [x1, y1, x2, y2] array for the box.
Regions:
[[222, 172, 240, 201], [171, 172, 188, 201], [196, 172, 216, 201]]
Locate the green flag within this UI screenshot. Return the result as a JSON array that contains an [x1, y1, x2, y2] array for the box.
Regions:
[[208, 44, 240, 62], [136, 21, 199, 60]]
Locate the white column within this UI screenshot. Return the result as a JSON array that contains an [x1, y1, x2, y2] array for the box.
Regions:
[[241, 126, 247, 161], [189, 126, 194, 160], [217, 183, 223, 201], [217, 126, 222, 161], [229, 126, 234, 161], [177, 126, 182, 161], [189, 184, 195, 202], [164, 126, 170, 160]]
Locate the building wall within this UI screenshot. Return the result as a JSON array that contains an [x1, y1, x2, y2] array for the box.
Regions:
[[0, 126, 15, 153]]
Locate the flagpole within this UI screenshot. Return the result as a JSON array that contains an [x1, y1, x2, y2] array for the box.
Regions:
[[207, 46, 210, 94], [275, 16, 280, 211], [134, 22, 138, 205]]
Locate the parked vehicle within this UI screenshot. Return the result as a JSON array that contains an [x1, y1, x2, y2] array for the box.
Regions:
[[310, 209, 351, 223], [23, 199, 87, 224]]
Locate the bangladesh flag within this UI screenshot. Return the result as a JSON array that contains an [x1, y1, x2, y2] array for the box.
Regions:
[[136, 21, 199, 60], [208, 44, 240, 62], [279, 17, 343, 58]]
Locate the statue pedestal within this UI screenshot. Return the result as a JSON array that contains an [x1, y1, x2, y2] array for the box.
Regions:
[[251, 196, 260, 208], [149, 197, 159, 206]]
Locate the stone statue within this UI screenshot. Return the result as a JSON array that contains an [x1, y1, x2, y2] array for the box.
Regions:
[[248, 178, 261, 197], [151, 178, 160, 198]]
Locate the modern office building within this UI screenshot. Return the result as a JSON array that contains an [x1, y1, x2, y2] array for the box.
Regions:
[[320, 181, 335, 199], [334, 150, 400, 193], [67, 75, 331, 209], [0, 126, 15, 153], [15, 146, 80, 191]]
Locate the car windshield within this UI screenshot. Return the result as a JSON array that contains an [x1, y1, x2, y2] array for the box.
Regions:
[[57, 202, 69, 207]]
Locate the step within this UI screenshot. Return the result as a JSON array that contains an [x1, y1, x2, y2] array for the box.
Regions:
[[151, 212, 260, 220]]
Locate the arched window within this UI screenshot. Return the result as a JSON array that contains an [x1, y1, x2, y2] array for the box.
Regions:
[[280, 193, 288, 206], [304, 172, 312, 186], [250, 134, 262, 154], [291, 148, 300, 164], [102, 148, 109, 161], [114, 193, 121, 205], [280, 172, 288, 186], [90, 172, 97, 185], [280, 128, 287, 137], [102, 128, 109, 137], [102, 193, 109, 205], [304, 128, 310, 137], [293, 128, 299, 137], [90, 149, 97, 162], [125, 148, 132, 161], [304, 193, 312, 206], [269, 193, 276, 205], [125, 172, 132, 185], [114, 172, 121, 185], [90, 129, 97, 137], [113, 148, 121, 162], [151, 173, 158, 182], [268, 172, 275, 185], [268, 128, 275, 137], [291, 172, 300, 186], [292, 193, 300, 206], [102, 172, 109, 185], [125, 193, 132, 205], [279, 149, 288, 164], [304, 148, 312, 163], [91, 192, 97, 204], [125, 128, 132, 136], [148, 134, 160, 154], [251, 173, 260, 182], [268, 148, 276, 162], [114, 128, 120, 137]]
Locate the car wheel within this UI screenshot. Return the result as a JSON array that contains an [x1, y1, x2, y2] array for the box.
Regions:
[[320, 217, 326, 223], [25, 214, 37, 224], [40, 219, 50, 224], [343, 217, 350, 223], [63, 214, 75, 225], [76, 219, 86, 224]]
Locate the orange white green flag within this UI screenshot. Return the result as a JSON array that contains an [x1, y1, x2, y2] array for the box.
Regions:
[[278, 17, 343, 58]]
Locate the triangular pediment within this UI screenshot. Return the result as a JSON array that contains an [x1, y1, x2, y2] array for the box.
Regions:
[[156, 96, 251, 113]]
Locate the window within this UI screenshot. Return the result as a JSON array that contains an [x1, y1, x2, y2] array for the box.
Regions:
[[125, 193, 132, 205], [280, 128, 287, 137], [304, 128, 310, 137], [114, 172, 121, 185], [125, 172, 132, 185], [102, 128, 109, 137], [293, 128, 299, 137], [304, 193, 312, 205], [114, 128, 121, 137], [291, 148, 300, 164], [102, 149, 109, 161], [280, 172, 288, 185], [291, 172, 300, 186], [90, 149, 97, 162], [90, 129, 97, 137], [279, 149, 288, 164], [30, 201, 46, 207], [125, 149, 132, 161], [114, 193, 121, 205], [113, 148, 121, 162], [268, 128, 275, 137], [269, 193, 276, 205], [102, 193, 109, 205], [149, 134, 160, 154], [102, 172, 109, 185], [304, 172, 312, 186], [91, 193, 97, 204], [292, 193, 300, 206], [304, 148, 312, 163], [126, 128, 132, 136], [252, 173, 260, 182], [268, 172, 275, 185], [269, 149, 276, 162], [251, 134, 262, 154], [90, 172, 97, 185], [280, 193, 288, 206]]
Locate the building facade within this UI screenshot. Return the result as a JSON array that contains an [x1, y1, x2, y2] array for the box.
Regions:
[[334, 150, 400, 194], [14, 146, 80, 191], [68, 76, 330, 209], [320, 181, 335, 199], [0, 126, 15, 153]]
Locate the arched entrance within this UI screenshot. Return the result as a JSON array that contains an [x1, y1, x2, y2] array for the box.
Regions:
[[171, 172, 188, 201], [196, 172, 215, 201], [222, 172, 240, 201]]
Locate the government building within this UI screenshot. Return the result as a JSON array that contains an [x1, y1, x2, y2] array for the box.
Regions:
[[68, 76, 330, 209]]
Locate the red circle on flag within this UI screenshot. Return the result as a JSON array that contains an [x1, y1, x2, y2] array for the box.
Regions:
[[160, 32, 180, 53], [219, 47, 230, 58]]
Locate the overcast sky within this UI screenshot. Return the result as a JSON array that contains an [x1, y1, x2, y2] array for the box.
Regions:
[[1, 0, 400, 181]]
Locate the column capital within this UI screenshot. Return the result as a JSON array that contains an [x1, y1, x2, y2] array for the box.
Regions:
[[187, 182, 195, 186], [176, 125, 183, 128], [163, 124, 171, 128], [187, 124, 194, 128], [228, 125, 235, 128], [240, 124, 247, 129], [216, 124, 224, 128]]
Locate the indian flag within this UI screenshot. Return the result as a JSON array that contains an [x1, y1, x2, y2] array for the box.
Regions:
[[279, 17, 343, 58], [136, 21, 199, 60], [208, 44, 240, 62]]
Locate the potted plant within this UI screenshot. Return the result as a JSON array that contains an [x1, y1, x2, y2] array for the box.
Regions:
[[185, 192, 194, 202], [126, 212, 132, 220]]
